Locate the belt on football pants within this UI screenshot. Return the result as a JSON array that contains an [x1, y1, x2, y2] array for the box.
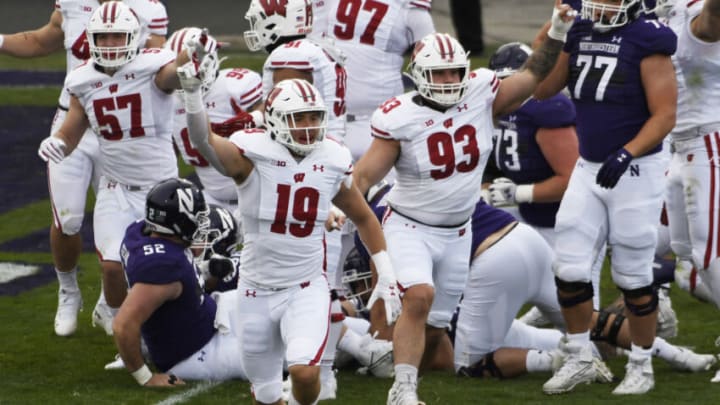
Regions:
[[387, 205, 469, 229], [57, 104, 69, 112], [103, 178, 151, 192]]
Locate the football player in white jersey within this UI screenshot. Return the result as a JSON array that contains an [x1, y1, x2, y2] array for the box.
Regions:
[[165, 27, 264, 215], [244, 0, 348, 140], [641, 0, 720, 382], [245, 0, 356, 393], [178, 73, 399, 404], [0, 0, 167, 337], [37, 1, 212, 338], [324, 0, 434, 161], [352, 2, 578, 400]]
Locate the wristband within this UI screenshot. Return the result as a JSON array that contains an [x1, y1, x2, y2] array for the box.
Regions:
[[515, 184, 534, 204], [184, 88, 204, 114], [371, 250, 393, 279], [131, 364, 153, 386], [0, 34, 5, 50]]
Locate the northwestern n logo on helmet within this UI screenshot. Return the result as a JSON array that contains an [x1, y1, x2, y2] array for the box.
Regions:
[[259, 0, 288, 17], [217, 209, 235, 231], [176, 188, 195, 217]]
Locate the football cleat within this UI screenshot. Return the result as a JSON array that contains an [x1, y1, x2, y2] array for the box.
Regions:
[[518, 306, 552, 328], [104, 353, 125, 370], [387, 380, 425, 405], [543, 341, 600, 394], [612, 354, 654, 395], [357, 334, 394, 378], [666, 347, 717, 372], [54, 288, 83, 336], [92, 299, 114, 336]]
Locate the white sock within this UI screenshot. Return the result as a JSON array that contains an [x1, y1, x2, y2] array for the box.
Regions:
[[394, 363, 418, 385], [651, 336, 681, 362], [630, 343, 654, 363], [566, 331, 590, 346], [56, 267, 79, 291], [337, 328, 368, 365], [525, 349, 553, 372]]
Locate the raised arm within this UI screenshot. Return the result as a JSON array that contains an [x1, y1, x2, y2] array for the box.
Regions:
[[0, 10, 64, 57], [492, 0, 575, 116], [176, 62, 254, 182]]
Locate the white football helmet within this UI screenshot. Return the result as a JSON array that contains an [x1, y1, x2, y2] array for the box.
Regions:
[[582, 0, 642, 32], [641, 0, 675, 18], [86, 1, 141, 68], [165, 27, 220, 93], [407, 33, 470, 107], [244, 0, 313, 52], [265, 79, 327, 156]]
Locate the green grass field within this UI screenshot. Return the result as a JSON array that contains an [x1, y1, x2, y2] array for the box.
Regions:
[[1, 51, 719, 404]]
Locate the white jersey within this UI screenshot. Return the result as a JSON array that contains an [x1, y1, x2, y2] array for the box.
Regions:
[[65, 49, 178, 186], [371, 68, 498, 225], [309, 0, 331, 39], [326, 0, 434, 116], [229, 131, 353, 288], [172, 67, 263, 201], [56, 0, 168, 107], [666, 0, 720, 136], [262, 39, 347, 138]]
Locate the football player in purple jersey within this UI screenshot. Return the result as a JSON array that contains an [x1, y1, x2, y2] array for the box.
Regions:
[[535, 0, 678, 395], [113, 178, 247, 387]]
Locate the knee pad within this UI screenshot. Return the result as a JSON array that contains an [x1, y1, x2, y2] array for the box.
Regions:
[[620, 285, 658, 316], [456, 351, 503, 379], [251, 380, 283, 404], [55, 212, 85, 235], [590, 310, 625, 346], [554, 277, 593, 308]]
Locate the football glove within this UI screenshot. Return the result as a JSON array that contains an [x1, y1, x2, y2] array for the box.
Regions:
[[596, 147, 633, 189], [367, 251, 401, 326], [489, 177, 534, 206], [38, 136, 66, 163]]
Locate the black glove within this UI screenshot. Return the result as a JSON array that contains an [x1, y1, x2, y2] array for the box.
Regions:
[[596, 148, 633, 189], [208, 254, 234, 281]]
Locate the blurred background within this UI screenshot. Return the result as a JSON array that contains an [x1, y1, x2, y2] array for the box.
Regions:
[[1, 0, 551, 51]]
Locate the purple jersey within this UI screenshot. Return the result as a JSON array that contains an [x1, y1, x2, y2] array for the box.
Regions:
[[495, 94, 576, 227], [470, 200, 516, 259], [121, 221, 217, 372], [567, 16, 676, 162], [564, 0, 582, 11]]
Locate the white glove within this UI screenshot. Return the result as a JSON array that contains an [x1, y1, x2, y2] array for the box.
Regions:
[[184, 28, 218, 65], [367, 251, 402, 326], [548, 3, 578, 42], [489, 177, 534, 206], [38, 136, 67, 163], [176, 61, 203, 93]]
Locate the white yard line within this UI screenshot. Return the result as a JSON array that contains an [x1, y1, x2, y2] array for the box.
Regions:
[[154, 381, 221, 405]]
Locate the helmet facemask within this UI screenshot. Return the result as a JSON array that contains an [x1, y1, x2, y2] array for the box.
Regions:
[[582, 0, 641, 32], [266, 79, 328, 157], [408, 33, 470, 108], [87, 1, 141, 68], [641, 0, 675, 18]]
